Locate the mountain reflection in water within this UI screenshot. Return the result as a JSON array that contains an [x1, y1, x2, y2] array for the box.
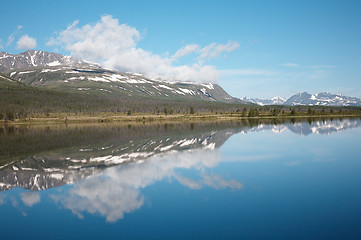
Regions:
[[0, 117, 360, 222]]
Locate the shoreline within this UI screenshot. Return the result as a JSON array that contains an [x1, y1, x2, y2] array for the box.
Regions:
[[1, 112, 360, 126]]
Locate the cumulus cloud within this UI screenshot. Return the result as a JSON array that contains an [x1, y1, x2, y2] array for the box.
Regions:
[[17, 34, 37, 50], [21, 191, 41, 207], [48, 17, 140, 61], [47, 15, 239, 83]]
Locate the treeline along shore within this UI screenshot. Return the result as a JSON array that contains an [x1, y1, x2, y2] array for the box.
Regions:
[[1, 73, 360, 124]]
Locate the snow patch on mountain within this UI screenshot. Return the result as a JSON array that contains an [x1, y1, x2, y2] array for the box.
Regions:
[[284, 92, 361, 106], [241, 96, 286, 106], [0, 50, 90, 70], [242, 92, 361, 107]]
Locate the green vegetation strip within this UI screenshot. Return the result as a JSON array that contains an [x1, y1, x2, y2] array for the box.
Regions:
[[2, 110, 360, 125]]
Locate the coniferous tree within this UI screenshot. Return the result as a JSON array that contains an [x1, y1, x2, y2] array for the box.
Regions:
[[242, 107, 247, 117], [307, 107, 312, 115], [190, 106, 195, 114]]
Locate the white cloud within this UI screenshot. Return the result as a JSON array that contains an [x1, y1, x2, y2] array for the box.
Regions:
[[7, 25, 24, 46], [198, 41, 240, 60], [21, 191, 40, 207], [7, 34, 15, 46], [281, 63, 300, 67], [47, 15, 239, 83], [16, 34, 37, 50], [172, 44, 199, 59], [48, 16, 140, 61]]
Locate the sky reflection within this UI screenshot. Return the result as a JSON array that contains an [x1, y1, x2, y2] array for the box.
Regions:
[[51, 148, 242, 222], [0, 117, 360, 226]]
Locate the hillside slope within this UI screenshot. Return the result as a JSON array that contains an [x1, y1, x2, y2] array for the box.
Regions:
[[1, 50, 243, 104], [6, 65, 239, 103], [0, 73, 247, 119]]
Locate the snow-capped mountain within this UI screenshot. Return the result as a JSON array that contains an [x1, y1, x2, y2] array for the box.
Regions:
[[2, 51, 359, 106], [0, 50, 92, 71], [0, 50, 242, 103], [241, 96, 286, 106], [6, 65, 238, 103], [283, 92, 361, 106], [242, 92, 361, 107]]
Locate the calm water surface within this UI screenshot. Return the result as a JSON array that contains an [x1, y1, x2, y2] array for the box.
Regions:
[[0, 118, 360, 239]]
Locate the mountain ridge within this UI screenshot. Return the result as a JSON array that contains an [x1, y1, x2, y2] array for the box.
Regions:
[[0, 50, 243, 104], [0, 50, 94, 71], [1, 50, 360, 107], [240, 96, 286, 106], [242, 92, 361, 107]]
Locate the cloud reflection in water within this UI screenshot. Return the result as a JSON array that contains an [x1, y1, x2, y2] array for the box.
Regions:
[[52, 148, 242, 222]]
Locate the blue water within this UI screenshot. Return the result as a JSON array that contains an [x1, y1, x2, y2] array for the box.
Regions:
[[0, 119, 360, 239]]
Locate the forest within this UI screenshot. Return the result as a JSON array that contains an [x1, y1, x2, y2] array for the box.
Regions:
[[1, 73, 360, 122]]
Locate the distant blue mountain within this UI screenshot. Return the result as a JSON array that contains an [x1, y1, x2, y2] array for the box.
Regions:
[[283, 92, 361, 106], [242, 92, 361, 107]]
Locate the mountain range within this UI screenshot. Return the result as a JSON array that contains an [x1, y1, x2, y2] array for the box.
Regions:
[[283, 92, 361, 106], [242, 92, 361, 107], [1, 50, 360, 107], [0, 50, 90, 71], [0, 50, 241, 104], [240, 96, 287, 106]]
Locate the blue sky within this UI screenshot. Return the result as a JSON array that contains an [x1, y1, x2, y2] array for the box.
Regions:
[[1, 0, 360, 99]]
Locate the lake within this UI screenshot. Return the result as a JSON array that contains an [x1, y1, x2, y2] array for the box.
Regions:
[[0, 118, 360, 239]]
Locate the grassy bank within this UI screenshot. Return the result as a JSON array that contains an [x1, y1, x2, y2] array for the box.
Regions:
[[2, 110, 361, 125]]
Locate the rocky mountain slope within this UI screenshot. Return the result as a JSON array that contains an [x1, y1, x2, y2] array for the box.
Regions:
[[0, 50, 91, 71], [0, 50, 242, 104]]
